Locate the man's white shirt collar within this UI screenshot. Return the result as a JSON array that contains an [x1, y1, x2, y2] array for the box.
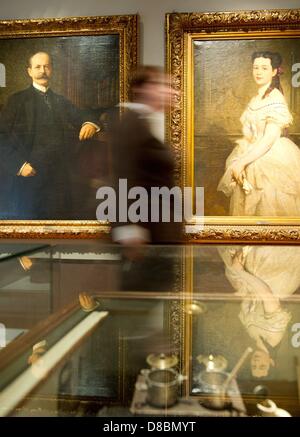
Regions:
[[119, 102, 165, 143], [119, 102, 152, 114], [33, 82, 49, 93]]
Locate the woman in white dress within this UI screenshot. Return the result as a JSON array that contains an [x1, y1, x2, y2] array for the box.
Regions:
[[218, 245, 300, 378], [218, 51, 300, 216]]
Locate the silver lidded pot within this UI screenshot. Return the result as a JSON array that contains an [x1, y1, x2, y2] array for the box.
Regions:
[[198, 370, 230, 410], [195, 347, 253, 410], [195, 354, 229, 410], [140, 353, 186, 408], [142, 367, 185, 408]]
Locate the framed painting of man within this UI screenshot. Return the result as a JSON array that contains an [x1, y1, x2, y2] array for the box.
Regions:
[[166, 9, 300, 242], [0, 14, 138, 237]]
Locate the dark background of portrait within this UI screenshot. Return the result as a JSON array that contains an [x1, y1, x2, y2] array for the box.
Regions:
[[193, 38, 300, 216], [0, 35, 119, 219]]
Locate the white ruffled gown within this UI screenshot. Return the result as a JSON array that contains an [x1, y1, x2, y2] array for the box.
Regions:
[[218, 246, 300, 350], [217, 89, 300, 216]]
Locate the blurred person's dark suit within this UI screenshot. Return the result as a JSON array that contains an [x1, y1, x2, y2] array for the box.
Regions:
[[109, 67, 183, 293], [99, 70, 184, 387], [110, 106, 182, 246]]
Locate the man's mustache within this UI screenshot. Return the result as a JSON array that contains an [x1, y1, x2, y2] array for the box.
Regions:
[[37, 74, 49, 79]]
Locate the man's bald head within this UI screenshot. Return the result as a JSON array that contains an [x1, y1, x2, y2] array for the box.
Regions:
[[27, 52, 52, 87], [27, 51, 52, 68]]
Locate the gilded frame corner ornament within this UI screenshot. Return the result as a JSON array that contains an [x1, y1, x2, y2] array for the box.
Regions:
[[0, 14, 138, 238], [166, 9, 300, 243]]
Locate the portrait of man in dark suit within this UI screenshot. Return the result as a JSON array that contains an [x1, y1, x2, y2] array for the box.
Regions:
[[0, 51, 101, 219]]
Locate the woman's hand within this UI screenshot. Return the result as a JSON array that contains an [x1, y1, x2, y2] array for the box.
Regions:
[[230, 160, 246, 185], [230, 250, 245, 271]]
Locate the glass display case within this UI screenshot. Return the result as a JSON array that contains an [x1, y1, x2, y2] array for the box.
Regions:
[[0, 243, 299, 417], [0, 243, 51, 350]]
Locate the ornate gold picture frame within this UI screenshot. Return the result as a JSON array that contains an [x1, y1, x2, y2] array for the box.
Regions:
[[166, 9, 300, 242], [0, 15, 138, 238]]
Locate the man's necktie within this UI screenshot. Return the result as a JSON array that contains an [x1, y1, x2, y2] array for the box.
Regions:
[[43, 92, 52, 110], [37, 89, 52, 110]]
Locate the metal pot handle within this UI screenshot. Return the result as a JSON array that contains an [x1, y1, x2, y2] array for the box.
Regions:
[[177, 374, 188, 384], [135, 382, 148, 391]]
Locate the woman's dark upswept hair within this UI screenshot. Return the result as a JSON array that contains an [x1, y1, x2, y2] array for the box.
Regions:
[[252, 51, 283, 99]]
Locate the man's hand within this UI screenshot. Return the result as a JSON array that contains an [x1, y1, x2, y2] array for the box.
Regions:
[[79, 292, 99, 311], [79, 123, 97, 141], [19, 163, 36, 177], [19, 256, 34, 271]]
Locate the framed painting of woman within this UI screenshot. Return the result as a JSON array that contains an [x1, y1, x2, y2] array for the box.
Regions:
[[166, 9, 300, 242]]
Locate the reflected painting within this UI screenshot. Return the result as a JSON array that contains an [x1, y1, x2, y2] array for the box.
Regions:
[[189, 245, 300, 415]]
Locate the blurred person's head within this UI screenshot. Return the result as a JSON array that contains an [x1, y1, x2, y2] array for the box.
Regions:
[[128, 66, 175, 112]]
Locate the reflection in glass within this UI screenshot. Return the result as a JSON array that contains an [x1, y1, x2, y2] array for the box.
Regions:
[[218, 246, 300, 378], [0, 247, 52, 350]]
